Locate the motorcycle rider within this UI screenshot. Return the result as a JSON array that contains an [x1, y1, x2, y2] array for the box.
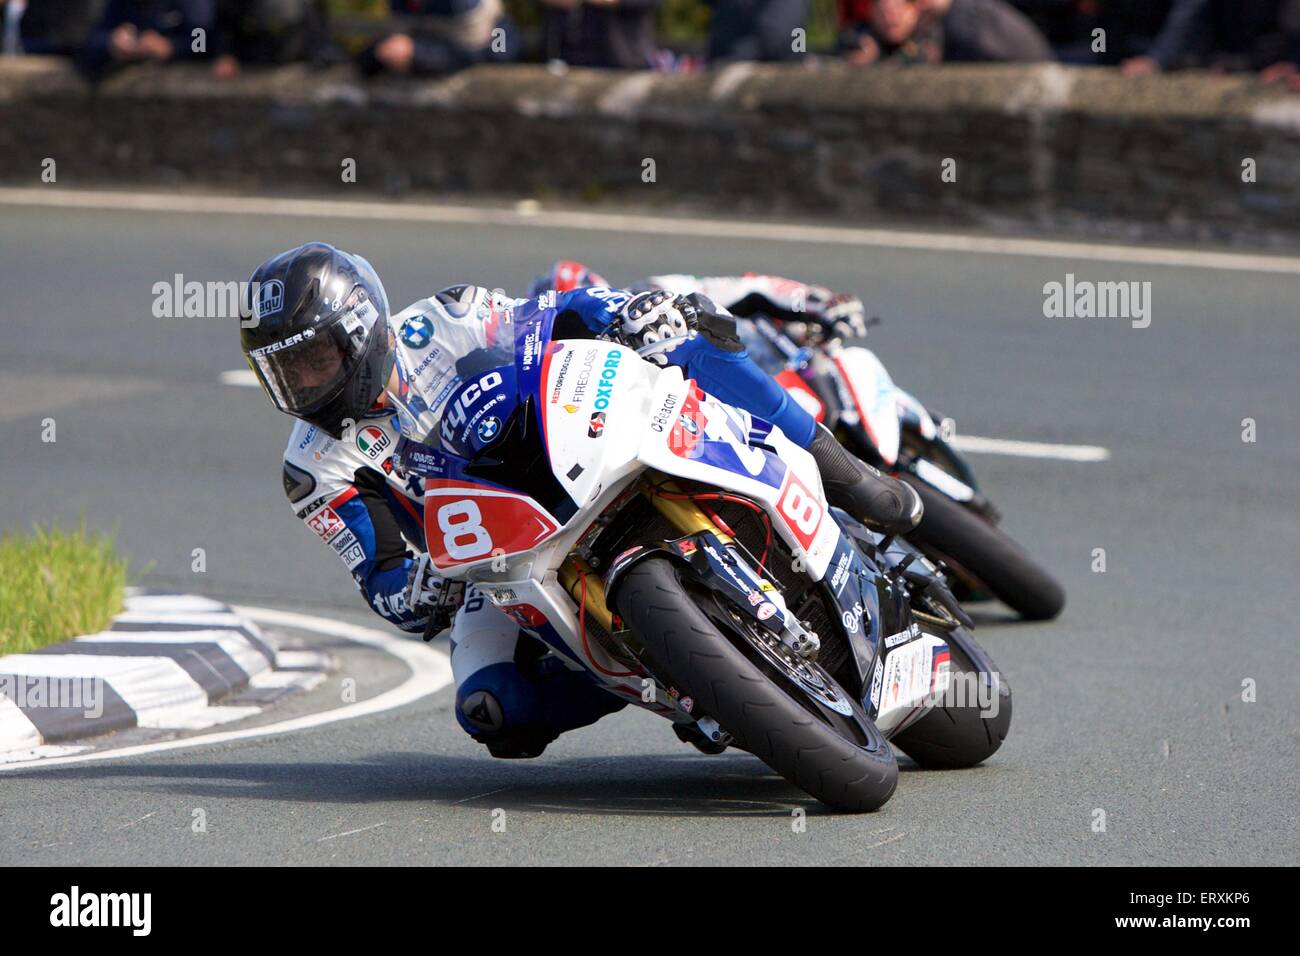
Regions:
[[241, 243, 920, 758], [527, 260, 874, 345]]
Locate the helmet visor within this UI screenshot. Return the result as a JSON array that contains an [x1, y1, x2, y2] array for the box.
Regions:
[[248, 289, 381, 416]]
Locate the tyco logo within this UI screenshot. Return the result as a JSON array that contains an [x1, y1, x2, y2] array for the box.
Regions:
[[441, 371, 505, 441], [588, 411, 606, 438]]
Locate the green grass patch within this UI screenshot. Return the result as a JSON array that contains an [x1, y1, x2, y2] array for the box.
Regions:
[[0, 522, 131, 655]]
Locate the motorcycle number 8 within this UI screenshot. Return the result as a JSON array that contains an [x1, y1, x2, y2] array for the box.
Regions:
[[437, 500, 493, 560], [779, 479, 822, 541]]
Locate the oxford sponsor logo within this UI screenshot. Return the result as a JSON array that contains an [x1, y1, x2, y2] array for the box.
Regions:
[[593, 351, 622, 412], [151, 274, 265, 327], [1042, 273, 1152, 329], [49, 886, 152, 937], [0, 675, 103, 719]]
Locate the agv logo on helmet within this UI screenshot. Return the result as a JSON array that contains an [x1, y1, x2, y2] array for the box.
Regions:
[[255, 279, 284, 320]]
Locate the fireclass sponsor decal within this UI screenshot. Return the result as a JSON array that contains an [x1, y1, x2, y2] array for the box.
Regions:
[[570, 348, 599, 406]]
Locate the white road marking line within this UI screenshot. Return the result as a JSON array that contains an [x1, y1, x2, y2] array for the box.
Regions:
[[152, 705, 264, 730], [4, 186, 1300, 275], [125, 593, 231, 613], [949, 434, 1111, 462], [116, 811, 158, 830], [0, 607, 452, 772], [317, 822, 387, 842], [219, 368, 258, 387], [0, 745, 90, 765], [451, 786, 513, 806]]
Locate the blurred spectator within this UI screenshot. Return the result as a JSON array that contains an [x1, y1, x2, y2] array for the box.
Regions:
[[1121, 0, 1287, 76], [843, 0, 1054, 64], [81, 0, 215, 75], [539, 0, 662, 69], [1007, 1, 1116, 63], [708, 0, 809, 63], [357, 0, 517, 76], [2, 0, 107, 55], [212, 0, 331, 78], [1260, 0, 1300, 86], [0, 0, 22, 54]]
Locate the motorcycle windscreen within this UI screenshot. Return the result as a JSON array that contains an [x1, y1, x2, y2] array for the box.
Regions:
[[416, 303, 518, 457]]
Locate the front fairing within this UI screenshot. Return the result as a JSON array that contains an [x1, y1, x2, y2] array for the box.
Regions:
[[395, 301, 654, 572]]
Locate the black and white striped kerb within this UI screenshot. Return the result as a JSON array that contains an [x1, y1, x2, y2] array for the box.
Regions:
[[0, 593, 303, 756]]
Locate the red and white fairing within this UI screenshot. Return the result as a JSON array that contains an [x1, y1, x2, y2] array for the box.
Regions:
[[829, 344, 902, 467]]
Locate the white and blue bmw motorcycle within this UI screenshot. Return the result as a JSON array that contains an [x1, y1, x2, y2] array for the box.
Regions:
[[397, 300, 1011, 812]]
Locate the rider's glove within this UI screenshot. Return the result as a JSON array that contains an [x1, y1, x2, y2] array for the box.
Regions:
[[614, 290, 702, 363], [404, 553, 466, 640], [805, 289, 870, 341]]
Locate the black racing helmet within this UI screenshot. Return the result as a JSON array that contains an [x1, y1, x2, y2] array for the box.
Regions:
[[241, 243, 391, 439]]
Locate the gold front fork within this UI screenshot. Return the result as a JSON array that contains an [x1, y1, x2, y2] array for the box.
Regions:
[[557, 558, 615, 633], [644, 479, 732, 543], [558, 476, 729, 630]]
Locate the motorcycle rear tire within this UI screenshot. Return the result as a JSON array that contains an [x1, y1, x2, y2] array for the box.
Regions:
[[901, 474, 1066, 621], [890, 631, 1012, 769]]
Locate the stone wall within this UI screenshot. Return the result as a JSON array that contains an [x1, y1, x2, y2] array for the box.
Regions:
[[4, 57, 1300, 246]]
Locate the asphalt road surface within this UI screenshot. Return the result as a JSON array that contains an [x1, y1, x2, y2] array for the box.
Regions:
[[1, 194, 1296, 865]]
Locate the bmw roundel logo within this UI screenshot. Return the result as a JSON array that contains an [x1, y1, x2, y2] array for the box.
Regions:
[[476, 416, 501, 443], [399, 315, 434, 349]]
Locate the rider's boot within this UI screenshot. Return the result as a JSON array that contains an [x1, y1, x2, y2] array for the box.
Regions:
[[807, 424, 923, 535]]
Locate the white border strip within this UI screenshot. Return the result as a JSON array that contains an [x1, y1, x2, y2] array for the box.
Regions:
[[3, 187, 1300, 274], [949, 434, 1111, 462], [0, 606, 452, 772]]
